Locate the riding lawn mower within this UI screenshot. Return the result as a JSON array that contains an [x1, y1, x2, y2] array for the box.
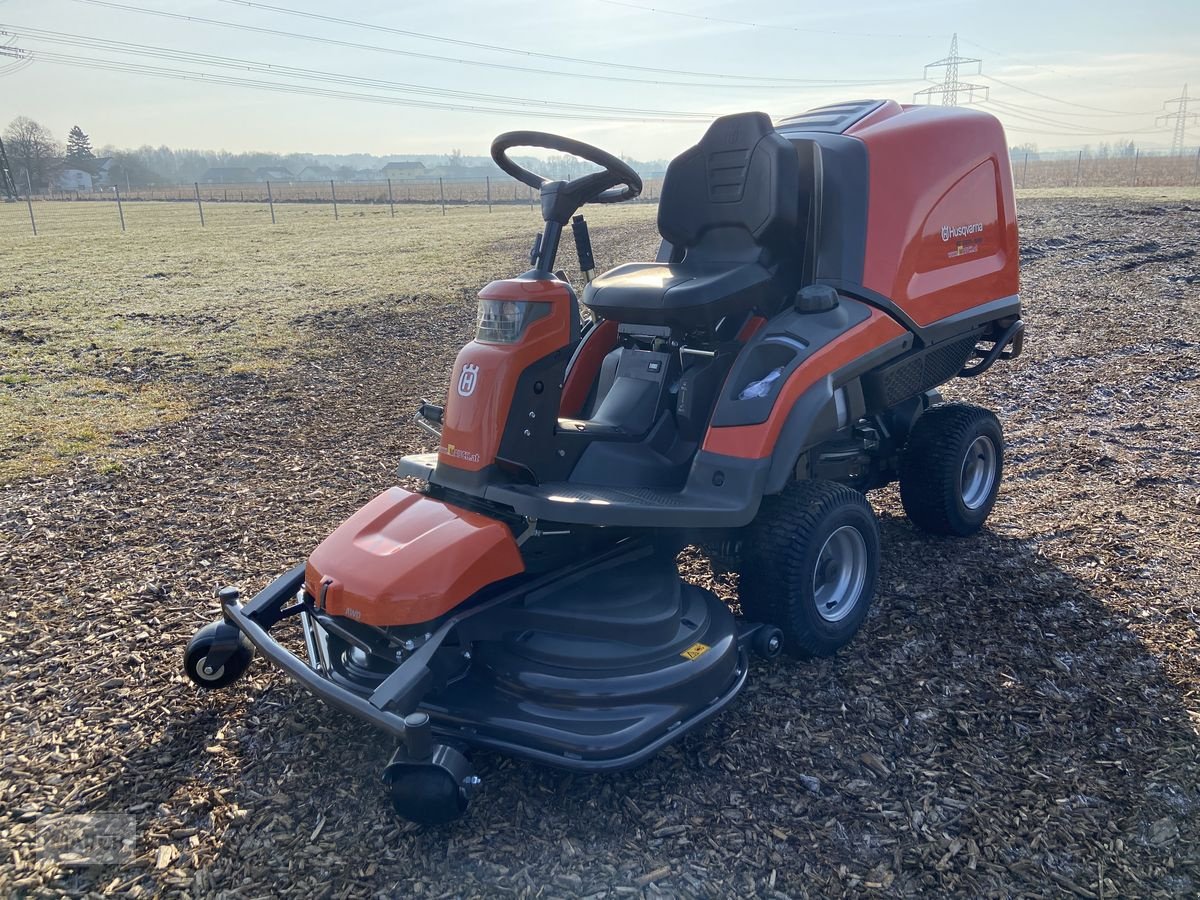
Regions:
[[185, 99, 1024, 824]]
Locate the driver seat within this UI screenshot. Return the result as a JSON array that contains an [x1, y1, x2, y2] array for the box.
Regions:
[[583, 112, 801, 330]]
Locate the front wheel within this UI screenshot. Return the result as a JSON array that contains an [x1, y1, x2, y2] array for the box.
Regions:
[[739, 480, 880, 658], [899, 403, 1004, 536], [184, 621, 255, 689]]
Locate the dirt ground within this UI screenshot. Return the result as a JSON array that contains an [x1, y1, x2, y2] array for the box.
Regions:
[[1, 194, 1199, 898]]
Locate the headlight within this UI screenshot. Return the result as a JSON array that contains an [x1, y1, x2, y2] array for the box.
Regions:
[[475, 299, 549, 343]]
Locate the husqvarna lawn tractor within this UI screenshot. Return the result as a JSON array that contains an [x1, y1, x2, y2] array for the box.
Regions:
[[185, 100, 1024, 824]]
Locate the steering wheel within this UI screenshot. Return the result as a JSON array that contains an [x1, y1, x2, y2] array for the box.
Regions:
[[491, 131, 643, 213]]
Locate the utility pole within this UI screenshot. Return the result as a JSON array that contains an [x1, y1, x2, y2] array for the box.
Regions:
[[0, 135, 17, 201], [914, 33, 988, 106], [1156, 84, 1199, 156]]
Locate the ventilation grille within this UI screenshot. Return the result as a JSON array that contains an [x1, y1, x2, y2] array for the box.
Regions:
[[776, 100, 885, 134]]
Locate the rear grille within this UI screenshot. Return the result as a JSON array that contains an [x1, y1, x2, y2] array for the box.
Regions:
[[862, 335, 977, 408]]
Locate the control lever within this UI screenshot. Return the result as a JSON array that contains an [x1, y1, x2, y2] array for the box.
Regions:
[[571, 215, 596, 283]]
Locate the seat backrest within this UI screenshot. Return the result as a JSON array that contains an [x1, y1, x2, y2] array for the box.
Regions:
[[657, 112, 801, 265]]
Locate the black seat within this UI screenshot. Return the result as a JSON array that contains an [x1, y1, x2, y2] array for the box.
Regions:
[[583, 111, 801, 330]]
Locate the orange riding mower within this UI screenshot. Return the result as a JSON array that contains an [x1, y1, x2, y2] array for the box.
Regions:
[[186, 101, 1024, 823]]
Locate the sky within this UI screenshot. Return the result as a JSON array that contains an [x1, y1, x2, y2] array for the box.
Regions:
[[0, 0, 1197, 160]]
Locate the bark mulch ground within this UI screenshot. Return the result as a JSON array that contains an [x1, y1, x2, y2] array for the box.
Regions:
[[1, 197, 1198, 898]]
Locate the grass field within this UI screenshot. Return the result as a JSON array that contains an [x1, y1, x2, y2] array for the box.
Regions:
[[0, 200, 657, 481], [2, 191, 1199, 897]]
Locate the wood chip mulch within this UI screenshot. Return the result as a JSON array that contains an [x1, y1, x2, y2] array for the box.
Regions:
[[1, 197, 1198, 898]]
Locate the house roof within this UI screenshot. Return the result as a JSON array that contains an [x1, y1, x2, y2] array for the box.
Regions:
[[200, 167, 257, 182], [255, 166, 292, 177], [383, 160, 425, 171]]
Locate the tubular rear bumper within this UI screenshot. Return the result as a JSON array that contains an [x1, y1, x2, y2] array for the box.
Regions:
[[218, 551, 751, 772]]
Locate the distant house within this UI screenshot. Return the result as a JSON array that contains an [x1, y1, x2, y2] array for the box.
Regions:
[[254, 166, 293, 181], [297, 165, 335, 182], [199, 167, 256, 184], [382, 161, 426, 179], [55, 166, 94, 192], [52, 156, 116, 191], [91, 158, 116, 187]]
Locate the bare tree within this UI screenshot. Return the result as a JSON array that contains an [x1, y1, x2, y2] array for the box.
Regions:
[[3, 116, 60, 191]]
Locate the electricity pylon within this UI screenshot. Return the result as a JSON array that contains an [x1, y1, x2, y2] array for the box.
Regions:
[[914, 33, 989, 106], [1157, 84, 1199, 156]]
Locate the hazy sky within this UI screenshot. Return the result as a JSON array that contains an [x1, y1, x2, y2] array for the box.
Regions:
[[1, 0, 1197, 159]]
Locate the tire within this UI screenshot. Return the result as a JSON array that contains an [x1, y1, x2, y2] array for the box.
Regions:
[[388, 767, 469, 825], [184, 621, 255, 690], [899, 403, 1004, 536], [739, 480, 880, 658]]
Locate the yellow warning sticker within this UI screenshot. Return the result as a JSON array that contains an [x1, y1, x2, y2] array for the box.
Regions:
[[681, 642, 710, 661]]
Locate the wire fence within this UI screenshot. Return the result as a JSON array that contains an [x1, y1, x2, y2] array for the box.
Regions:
[[7, 153, 1199, 237], [1010, 151, 1200, 189], [29, 174, 668, 207]]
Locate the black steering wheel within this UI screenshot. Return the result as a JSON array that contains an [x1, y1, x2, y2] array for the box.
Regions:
[[491, 131, 643, 211]]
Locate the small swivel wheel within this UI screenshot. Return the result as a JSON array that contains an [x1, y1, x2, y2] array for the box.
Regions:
[[387, 766, 472, 825], [384, 714, 478, 825], [751, 625, 784, 659], [184, 620, 255, 689]]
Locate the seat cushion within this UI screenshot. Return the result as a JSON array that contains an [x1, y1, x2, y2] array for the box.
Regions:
[[583, 260, 780, 329]]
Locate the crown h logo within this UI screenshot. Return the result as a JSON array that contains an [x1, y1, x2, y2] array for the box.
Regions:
[[457, 363, 480, 397]]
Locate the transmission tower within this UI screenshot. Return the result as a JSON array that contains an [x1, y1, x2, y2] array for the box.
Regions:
[[914, 33, 988, 106], [1156, 84, 1199, 156], [0, 135, 17, 201]]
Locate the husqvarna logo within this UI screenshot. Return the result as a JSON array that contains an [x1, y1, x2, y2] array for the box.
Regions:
[[457, 363, 480, 397]]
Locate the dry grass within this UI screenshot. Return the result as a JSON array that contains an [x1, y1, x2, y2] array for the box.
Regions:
[[0, 200, 656, 481]]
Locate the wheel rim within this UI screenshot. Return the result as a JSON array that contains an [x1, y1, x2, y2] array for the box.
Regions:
[[194, 656, 225, 682], [812, 525, 868, 623], [959, 435, 998, 510]]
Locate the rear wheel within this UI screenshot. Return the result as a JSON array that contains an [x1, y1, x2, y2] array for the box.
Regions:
[[899, 403, 1004, 536], [739, 480, 880, 658]]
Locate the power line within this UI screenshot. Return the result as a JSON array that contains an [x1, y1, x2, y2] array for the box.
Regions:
[[913, 33, 988, 106], [66, 0, 913, 91], [980, 73, 1141, 115], [0, 26, 713, 119], [1156, 84, 1199, 155], [0, 44, 719, 123], [593, 0, 941, 39], [984, 96, 1153, 119], [212, 0, 902, 85]]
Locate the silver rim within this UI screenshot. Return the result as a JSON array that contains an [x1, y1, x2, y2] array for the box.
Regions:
[[959, 435, 998, 510], [812, 525, 868, 623], [194, 656, 225, 682]]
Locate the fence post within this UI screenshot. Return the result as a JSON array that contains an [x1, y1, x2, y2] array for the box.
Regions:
[[115, 185, 126, 232], [1075, 150, 1082, 187], [1022, 153, 1029, 188], [194, 182, 205, 226], [1194, 146, 1200, 185], [267, 180, 276, 224], [24, 170, 36, 236], [528, 185, 534, 211], [486, 176, 491, 213], [387, 177, 395, 217], [439, 177, 446, 216], [330, 179, 339, 219], [1132, 149, 1140, 186]]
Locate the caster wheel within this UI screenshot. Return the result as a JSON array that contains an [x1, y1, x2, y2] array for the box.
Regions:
[[752, 625, 784, 659], [184, 621, 254, 690], [387, 766, 470, 825]]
